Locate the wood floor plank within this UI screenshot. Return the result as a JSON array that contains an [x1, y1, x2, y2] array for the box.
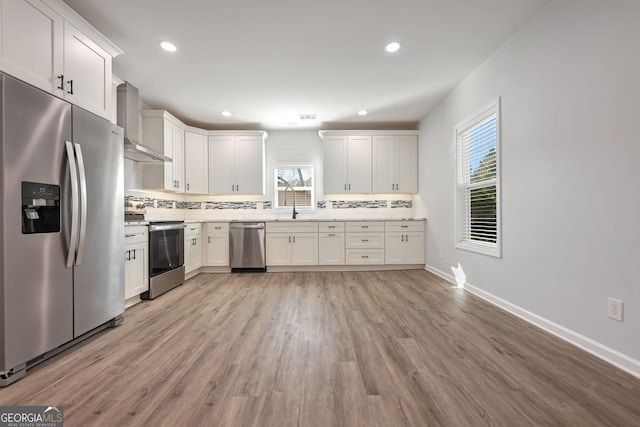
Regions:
[[0, 270, 638, 426]]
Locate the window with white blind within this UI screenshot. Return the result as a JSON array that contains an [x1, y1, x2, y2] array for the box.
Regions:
[[456, 99, 501, 257], [275, 166, 314, 210]]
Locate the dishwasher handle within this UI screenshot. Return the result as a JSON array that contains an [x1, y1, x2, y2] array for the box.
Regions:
[[229, 223, 265, 229]]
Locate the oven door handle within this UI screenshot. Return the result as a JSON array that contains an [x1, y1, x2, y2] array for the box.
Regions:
[[149, 223, 187, 232]]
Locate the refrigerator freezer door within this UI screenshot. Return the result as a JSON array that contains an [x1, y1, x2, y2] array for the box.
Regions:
[[0, 75, 74, 371], [71, 106, 124, 337]]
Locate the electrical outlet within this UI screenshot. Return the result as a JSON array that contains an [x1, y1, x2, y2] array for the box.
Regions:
[[607, 298, 623, 322]]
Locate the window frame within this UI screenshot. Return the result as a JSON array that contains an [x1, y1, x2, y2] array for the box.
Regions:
[[455, 98, 502, 258], [274, 165, 315, 211]]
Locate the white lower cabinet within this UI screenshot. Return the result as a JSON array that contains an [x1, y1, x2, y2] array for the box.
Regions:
[[184, 223, 202, 274], [384, 221, 425, 264], [205, 222, 229, 266], [124, 226, 148, 307], [318, 222, 345, 265], [266, 222, 318, 266], [345, 221, 384, 265]]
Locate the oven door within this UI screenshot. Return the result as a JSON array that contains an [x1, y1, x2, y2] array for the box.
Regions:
[[149, 223, 185, 277]]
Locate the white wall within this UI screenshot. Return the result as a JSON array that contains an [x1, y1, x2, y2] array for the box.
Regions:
[[419, 0, 640, 371]]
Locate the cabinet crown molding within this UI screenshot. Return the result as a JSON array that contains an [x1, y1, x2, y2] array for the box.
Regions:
[[142, 110, 268, 140], [41, 0, 123, 57], [319, 130, 419, 139]]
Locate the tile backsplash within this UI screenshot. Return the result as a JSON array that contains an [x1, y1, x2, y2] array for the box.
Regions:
[[125, 189, 418, 222]]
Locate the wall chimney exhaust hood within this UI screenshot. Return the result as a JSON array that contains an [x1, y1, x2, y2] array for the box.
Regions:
[[117, 82, 172, 163]]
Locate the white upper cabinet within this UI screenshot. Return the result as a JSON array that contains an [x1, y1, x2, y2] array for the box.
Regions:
[[0, 0, 63, 93], [62, 21, 111, 119], [142, 111, 186, 192], [322, 136, 347, 193], [322, 134, 372, 193], [373, 135, 418, 193], [184, 131, 208, 194], [208, 132, 266, 195], [0, 0, 121, 120]]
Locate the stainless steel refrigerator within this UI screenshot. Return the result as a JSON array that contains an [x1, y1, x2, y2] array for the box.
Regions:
[[0, 74, 124, 385]]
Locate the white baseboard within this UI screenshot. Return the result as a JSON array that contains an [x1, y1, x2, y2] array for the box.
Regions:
[[425, 264, 640, 379]]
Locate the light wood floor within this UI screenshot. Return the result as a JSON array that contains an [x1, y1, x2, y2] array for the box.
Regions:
[[1, 271, 639, 426]]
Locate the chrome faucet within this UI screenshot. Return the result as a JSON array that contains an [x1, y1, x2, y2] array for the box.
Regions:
[[278, 176, 298, 219]]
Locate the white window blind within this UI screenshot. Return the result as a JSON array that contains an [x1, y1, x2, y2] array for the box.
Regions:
[[456, 99, 501, 257], [275, 166, 314, 209]]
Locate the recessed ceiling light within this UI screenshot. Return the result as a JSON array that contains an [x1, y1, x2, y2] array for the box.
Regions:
[[358, 110, 368, 116], [159, 41, 177, 52], [221, 110, 231, 117], [385, 42, 401, 53]]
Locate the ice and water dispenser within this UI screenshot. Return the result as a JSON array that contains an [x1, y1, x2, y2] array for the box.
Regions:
[[21, 181, 60, 234]]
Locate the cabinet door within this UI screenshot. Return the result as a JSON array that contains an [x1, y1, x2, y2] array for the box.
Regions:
[[172, 125, 185, 192], [192, 236, 202, 270], [63, 22, 111, 119], [396, 136, 418, 193], [235, 135, 264, 194], [206, 234, 229, 266], [129, 244, 148, 295], [124, 250, 133, 299], [372, 136, 396, 193], [265, 233, 291, 266], [318, 233, 345, 265], [384, 233, 405, 264], [347, 136, 372, 193], [208, 135, 236, 194], [184, 233, 193, 272], [0, 0, 63, 94], [322, 136, 347, 193], [291, 233, 318, 265], [403, 232, 425, 264], [185, 131, 208, 194]]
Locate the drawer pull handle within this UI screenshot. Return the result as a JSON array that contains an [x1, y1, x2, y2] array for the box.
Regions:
[[362, 255, 369, 259], [328, 226, 335, 229], [401, 225, 408, 228], [329, 233, 335, 237], [125, 234, 136, 238], [362, 239, 368, 242]]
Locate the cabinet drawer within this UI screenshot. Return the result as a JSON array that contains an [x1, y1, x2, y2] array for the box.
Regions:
[[346, 249, 385, 265], [385, 221, 425, 232], [345, 221, 385, 233], [125, 226, 148, 244], [345, 232, 384, 249], [318, 222, 345, 232], [185, 223, 202, 236], [266, 221, 318, 233], [206, 222, 229, 234]]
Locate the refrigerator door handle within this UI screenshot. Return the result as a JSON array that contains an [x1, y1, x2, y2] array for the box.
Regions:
[[74, 142, 88, 266], [65, 141, 80, 268]]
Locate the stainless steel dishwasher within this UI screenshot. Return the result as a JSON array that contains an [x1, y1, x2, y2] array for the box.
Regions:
[[229, 222, 266, 272]]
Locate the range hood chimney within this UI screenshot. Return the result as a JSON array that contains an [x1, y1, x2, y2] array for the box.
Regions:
[[117, 82, 172, 163]]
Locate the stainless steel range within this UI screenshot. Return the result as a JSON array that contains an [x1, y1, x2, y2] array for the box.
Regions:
[[143, 221, 186, 299]]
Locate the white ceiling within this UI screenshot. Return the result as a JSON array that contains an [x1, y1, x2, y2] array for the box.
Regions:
[[64, 0, 549, 130]]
